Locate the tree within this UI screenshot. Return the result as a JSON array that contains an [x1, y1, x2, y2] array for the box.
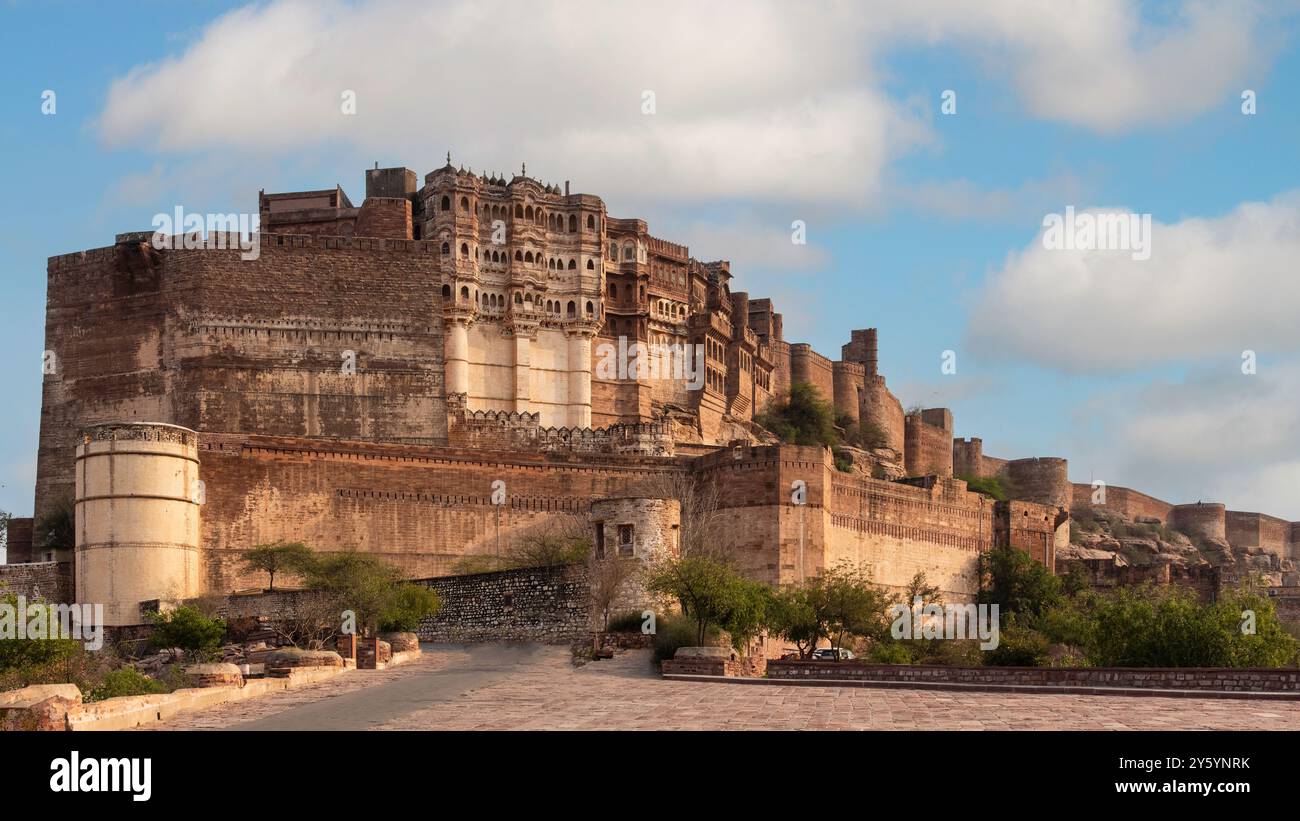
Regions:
[[647, 555, 767, 648], [241, 541, 315, 592], [978, 545, 1062, 620], [505, 530, 590, 568], [818, 563, 890, 651], [903, 571, 942, 607], [754, 382, 837, 448], [766, 586, 823, 658], [301, 551, 404, 635], [765, 564, 888, 656]]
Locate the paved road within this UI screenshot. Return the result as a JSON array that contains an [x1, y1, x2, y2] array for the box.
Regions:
[[149, 644, 1300, 730], [213, 644, 542, 731]]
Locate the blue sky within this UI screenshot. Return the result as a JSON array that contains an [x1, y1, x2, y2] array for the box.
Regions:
[[2, 0, 1299, 538]]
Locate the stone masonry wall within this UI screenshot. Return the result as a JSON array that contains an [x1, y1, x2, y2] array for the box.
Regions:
[[0, 562, 73, 603], [37, 233, 448, 520], [414, 564, 591, 643]]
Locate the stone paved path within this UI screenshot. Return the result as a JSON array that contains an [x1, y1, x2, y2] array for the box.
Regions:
[[146, 644, 1300, 730]]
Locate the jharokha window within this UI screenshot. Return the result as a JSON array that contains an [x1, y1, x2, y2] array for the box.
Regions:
[[617, 524, 635, 557]]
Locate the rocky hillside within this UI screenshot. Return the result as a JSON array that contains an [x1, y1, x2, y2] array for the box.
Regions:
[[1062, 507, 1288, 585]]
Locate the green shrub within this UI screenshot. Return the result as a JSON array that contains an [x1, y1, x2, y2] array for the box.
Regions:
[[652, 613, 722, 662], [985, 626, 1050, 666], [867, 640, 914, 664], [88, 668, 169, 702], [148, 606, 227, 662], [957, 474, 1011, 502]]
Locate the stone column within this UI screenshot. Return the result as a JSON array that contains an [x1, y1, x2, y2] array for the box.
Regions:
[[567, 330, 593, 428], [445, 318, 470, 398]]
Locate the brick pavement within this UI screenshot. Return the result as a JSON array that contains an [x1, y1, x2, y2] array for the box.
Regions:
[[145, 644, 1300, 731]]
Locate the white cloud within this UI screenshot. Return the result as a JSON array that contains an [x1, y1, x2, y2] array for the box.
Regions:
[[1065, 364, 1300, 519], [97, 0, 1274, 211], [966, 192, 1300, 371]]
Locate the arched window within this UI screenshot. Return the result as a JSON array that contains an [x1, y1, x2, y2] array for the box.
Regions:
[[525, 205, 534, 220], [587, 215, 595, 230], [568, 214, 577, 232], [460, 243, 469, 258], [608, 283, 617, 298], [441, 242, 450, 255], [567, 301, 576, 318], [492, 250, 499, 262], [441, 195, 450, 211], [460, 286, 469, 301], [567, 259, 576, 270], [586, 301, 594, 315], [441, 284, 451, 299], [548, 258, 555, 270], [514, 292, 522, 304], [607, 242, 616, 261], [623, 244, 635, 261], [586, 259, 594, 270], [460, 196, 469, 211], [525, 251, 534, 264], [514, 250, 523, 261]]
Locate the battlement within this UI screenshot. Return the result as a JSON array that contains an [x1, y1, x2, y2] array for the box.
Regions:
[[447, 395, 673, 456]]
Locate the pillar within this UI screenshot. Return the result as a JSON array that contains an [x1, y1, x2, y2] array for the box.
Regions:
[[567, 331, 592, 428], [445, 318, 470, 397]]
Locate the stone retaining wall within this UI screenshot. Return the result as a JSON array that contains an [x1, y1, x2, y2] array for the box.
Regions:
[[764, 660, 1300, 692]]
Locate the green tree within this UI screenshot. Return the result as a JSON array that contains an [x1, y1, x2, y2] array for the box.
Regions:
[[647, 555, 766, 648], [241, 541, 315, 592], [301, 551, 403, 635], [766, 586, 823, 658], [755, 382, 837, 447], [766, 564, 888, 656], [978, 544, 1062, 620]]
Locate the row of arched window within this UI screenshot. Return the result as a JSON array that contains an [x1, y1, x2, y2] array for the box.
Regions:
[[654, 299, 686, 320], [438, 242, 596, 272], [606, 241, 639, 262], [434, 194, 598, 234], [439, 283, 595, 319]]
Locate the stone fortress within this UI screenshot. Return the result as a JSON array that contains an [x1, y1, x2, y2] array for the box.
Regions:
[[7, 160, 1299, 626]]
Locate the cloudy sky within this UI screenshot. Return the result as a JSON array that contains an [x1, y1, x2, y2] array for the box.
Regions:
[[2, 0, 1299, 540]]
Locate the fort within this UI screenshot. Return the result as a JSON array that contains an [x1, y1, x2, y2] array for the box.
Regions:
[[4, 160, 1297, 627]]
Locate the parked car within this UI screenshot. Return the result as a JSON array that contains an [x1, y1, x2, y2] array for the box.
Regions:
[[811, 648, 855, 661]]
